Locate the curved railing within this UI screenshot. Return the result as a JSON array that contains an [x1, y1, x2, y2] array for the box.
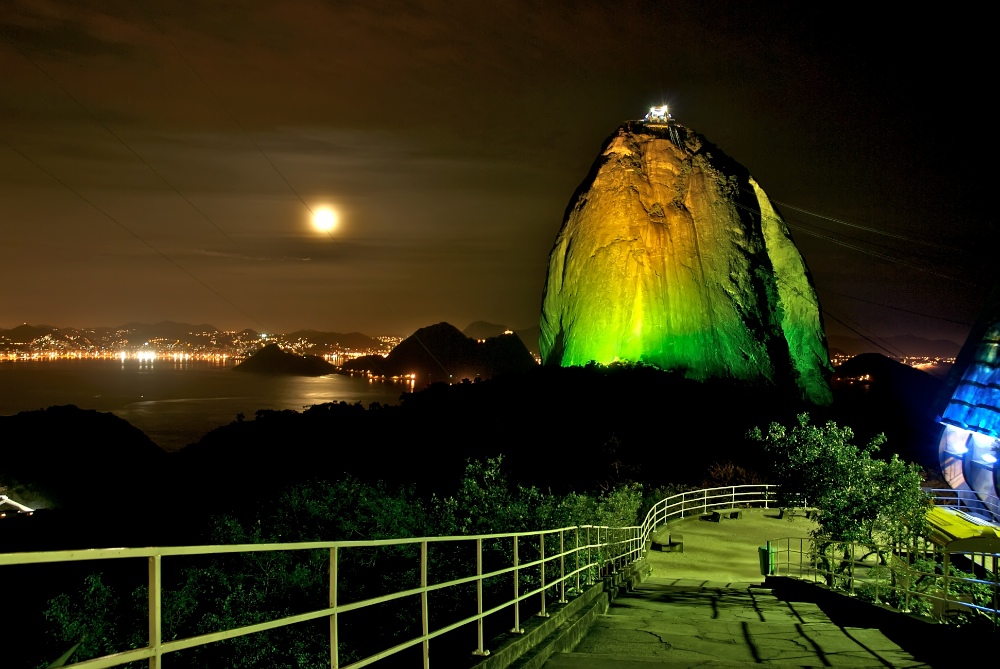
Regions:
[[924, 487, 1000, 525], [639, 484, 778, 544], [1, 484, 777, 668]]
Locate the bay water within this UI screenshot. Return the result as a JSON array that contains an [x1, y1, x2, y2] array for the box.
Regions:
[[0, 359, 409, 451]]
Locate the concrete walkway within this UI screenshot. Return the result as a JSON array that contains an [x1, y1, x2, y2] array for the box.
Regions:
[[542, 510, 937, 668]]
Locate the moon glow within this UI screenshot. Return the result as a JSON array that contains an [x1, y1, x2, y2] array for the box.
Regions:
[[313, 207, 337, 233]]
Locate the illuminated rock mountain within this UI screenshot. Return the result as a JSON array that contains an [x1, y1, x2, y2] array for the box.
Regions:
[[540, 121, 832, 404]]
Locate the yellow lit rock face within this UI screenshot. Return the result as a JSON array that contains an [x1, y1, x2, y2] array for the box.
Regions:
[[540, 122, 832, 404]]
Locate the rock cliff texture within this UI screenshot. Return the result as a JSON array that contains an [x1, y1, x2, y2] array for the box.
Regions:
[[540, 121, 832, 404]]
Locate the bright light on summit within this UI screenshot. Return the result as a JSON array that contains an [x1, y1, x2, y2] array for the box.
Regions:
[[644, 105, 671, 124]]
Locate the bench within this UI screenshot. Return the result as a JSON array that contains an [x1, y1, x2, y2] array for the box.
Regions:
[[650, 532, 684, 553], [778, 507, 820, 520], [710, 509, 743, 522]]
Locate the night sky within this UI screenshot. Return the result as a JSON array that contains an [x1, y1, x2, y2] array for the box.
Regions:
[[1, 1, 992, 344]]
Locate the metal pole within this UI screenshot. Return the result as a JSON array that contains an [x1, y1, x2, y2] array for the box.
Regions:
[[539, 532, 548, 617], [473, 538, 488, 656], [576, 528, 581, 594], [511, 536, 523, 633], [992, 554, 998, 630], [595, 525, 607, 578], [421, 541, 429, 668], [148, 555, 161, 669], [330, 547, 338, 668], [587, 527, 592, 584], [942, 551, 951, 622], [559, 530, 567, 603]]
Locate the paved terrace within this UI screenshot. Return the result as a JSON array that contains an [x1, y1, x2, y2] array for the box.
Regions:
[[539, 509, 953, 668]]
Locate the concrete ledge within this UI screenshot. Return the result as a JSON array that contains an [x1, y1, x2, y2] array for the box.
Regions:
[[764, 575, 976, 666], [473, 559, 651, 669]]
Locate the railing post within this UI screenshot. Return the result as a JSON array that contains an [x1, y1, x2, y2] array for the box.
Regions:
[[942, 550, 951, 621], [596, 527, 601, 577], [148, 555, 161, 669], [539, 532, 549, 617], [575, 528, 581, 594], [587, 527, 592, 584], [330, 547, 338, 668], [559, 530, 567, 603], [421, 541, 429, 668], [848, 543, 855, 595], [511, 536, 523, 633], [472, 538, 488, 656]]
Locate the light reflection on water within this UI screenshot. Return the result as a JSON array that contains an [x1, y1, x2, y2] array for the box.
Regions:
[[0, 359, 408, 451]]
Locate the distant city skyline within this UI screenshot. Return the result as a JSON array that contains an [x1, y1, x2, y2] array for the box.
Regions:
[[1, 2, 990, 344]]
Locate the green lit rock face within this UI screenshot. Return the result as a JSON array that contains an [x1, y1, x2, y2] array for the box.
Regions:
[[540, 122, 832, 404]]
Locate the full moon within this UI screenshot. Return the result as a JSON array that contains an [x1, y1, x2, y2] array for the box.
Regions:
[[313, 207, 337, 233]]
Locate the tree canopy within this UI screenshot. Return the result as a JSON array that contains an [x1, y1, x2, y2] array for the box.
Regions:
[[750, 413, 928, 547]]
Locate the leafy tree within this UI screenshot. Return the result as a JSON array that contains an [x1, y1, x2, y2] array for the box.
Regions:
[[750, 414, 928, 560]]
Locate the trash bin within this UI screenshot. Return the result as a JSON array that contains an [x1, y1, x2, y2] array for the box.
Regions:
[[758, 543, 776, 576]]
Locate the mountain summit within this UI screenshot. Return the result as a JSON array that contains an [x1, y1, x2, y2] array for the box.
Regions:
[[540, 120, 832, 404]]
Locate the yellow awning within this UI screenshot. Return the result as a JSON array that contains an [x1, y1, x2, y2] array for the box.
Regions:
[[926, 506, 1000, 553]]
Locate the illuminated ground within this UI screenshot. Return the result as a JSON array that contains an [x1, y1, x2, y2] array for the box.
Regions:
[[646, 507, 818, 583], [542, 510, 939, 667]]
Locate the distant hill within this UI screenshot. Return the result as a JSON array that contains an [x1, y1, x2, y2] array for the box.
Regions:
[[827, 334, 961, 358], [830, 353, 944, 471], [463, 321, 540, 357], [1, 324, 60, 344], [285, 329, 378, 351], [515, 325, 541, 357], [463, 321, 508, 340], [344, 322, 536, 381], [119, 321, 220, 341], [234, 344, 337, 376]]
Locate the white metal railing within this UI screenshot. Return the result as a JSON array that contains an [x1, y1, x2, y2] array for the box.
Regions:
[[639, 484, 777, 543], [1, 525, 642, 668], [1, 484, 778, 668], [767, 535, 1000, 627], [924, 488, 1000, 525]]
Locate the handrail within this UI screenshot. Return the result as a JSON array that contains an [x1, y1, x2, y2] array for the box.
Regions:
[[639, 484, 777, 546], [1, 483, 776, 668], [924, 487, 1000, 525], [2, 524, 642, 667], [767, 534, 1000, 627]]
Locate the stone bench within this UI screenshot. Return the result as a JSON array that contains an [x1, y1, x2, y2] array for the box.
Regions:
[[649, 532, 684, 553], [778, 507, 820, 520], [666, 533, 683, 553], [709, 509, 743, 522]]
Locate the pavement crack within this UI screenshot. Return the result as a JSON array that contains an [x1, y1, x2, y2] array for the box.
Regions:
[[640, 629, 673, 648]]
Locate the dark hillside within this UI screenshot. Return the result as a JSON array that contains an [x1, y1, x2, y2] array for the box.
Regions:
[[233, 343, 337, 375], [829, 353, 943, 471]]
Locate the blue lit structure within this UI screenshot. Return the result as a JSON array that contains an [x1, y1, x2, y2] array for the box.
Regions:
[[939, 316, 1000, 508]]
